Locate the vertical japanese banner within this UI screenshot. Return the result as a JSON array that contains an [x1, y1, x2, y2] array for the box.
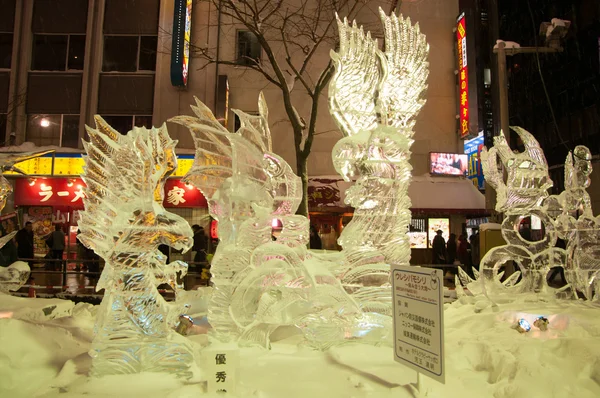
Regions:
[[392, 264, 445, 384], [203, 344, 239, 394], [22, 206, 54, 258], [457, 13, 469, 139]]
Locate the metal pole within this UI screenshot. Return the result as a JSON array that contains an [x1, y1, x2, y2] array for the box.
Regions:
[[496, 41, 510, 144]]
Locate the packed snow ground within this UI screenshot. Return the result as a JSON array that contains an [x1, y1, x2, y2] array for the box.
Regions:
[[1, 291, 599, 398]]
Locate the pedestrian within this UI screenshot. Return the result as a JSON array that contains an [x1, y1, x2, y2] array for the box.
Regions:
[[309, 225, 322, 250], [76, 229, 87, 272], [49, 224, 65, 269], [446, 233, 457, 264], [457, 234, 471, 273], [432, 230, 447, 264], [192, 225, 207, 269], [15, 221, 34, 264]]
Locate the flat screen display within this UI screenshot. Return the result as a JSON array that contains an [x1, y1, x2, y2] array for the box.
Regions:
[[429, 152, 468, 176]]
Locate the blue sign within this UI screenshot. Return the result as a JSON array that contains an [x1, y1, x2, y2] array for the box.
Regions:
[[464, 135, 485, 190]]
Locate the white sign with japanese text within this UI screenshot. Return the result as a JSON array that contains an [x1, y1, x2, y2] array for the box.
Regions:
[[392, 265, 445, 384], [203, 343, 239, 394]]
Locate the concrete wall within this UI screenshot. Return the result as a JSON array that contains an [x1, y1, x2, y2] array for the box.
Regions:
[[155, 0, 461, 176]]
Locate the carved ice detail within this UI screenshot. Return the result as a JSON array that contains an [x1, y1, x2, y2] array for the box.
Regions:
[[173, 9, 429, 348], [78, 117, 195, 377], [478, 127, 599, 300]]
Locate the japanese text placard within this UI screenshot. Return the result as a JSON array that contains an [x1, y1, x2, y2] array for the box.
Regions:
[[203, 344, 239, 394], [392, 265, 445, 384]]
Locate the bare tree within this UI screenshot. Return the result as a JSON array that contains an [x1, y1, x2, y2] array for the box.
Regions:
[[192, 0, 391, 217], [1, 90, 27, 147]]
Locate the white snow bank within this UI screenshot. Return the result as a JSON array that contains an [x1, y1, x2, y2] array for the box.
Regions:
[[1, 294, 600, 397]]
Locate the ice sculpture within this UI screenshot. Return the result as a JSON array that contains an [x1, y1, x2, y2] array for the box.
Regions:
[[0, 151, 52, 293], [477, 127, 599, 300], [172, 8, 429, 348], [78, 117, 195, 377]]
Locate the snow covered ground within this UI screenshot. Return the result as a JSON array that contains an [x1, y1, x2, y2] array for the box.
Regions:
[[1, 291, 599, 398]]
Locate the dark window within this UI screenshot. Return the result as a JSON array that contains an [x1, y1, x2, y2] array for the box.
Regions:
[[102, 36, 138, 72], [26, 114, 61, 146], [139, 36, 157, 71], [104, 0, 160, 35], [134, 115, 153, 128], [32, 35, 67, 71], [61, 115, 79, 147], [101, 115, 133, 134], [26, 114, 79, 147], [31, 34, 85, 71], [237, 31, 261, 65], [0, 0, 16, 33], [68, 35, 86, 70], [0, 33, 12, 69], [32, 0, 88, 34]]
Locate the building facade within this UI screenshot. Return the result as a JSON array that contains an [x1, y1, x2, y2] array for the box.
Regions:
[[1, 0, 487, 258]]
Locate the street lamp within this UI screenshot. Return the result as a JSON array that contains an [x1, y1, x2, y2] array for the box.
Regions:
[[40, 118, 50, 128], [487, 19, 570, 214]]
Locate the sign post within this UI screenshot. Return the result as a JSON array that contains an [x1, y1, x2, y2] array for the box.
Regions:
[[392, 264, 445, 384]]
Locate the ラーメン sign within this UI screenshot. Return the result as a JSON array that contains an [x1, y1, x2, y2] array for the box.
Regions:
[[171, 0, 193, 87], [457, 13, 469, 139]]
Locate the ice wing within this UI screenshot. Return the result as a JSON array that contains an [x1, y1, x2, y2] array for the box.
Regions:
[[170, 97, 234, 200], [329, 15, 381, 137], [377, 8, 429, 132]]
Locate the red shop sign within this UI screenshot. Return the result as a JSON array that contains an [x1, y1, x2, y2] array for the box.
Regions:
[[14, 178, 208, 209], [14, 178, 86, 208], [163, 179, 208, 208]]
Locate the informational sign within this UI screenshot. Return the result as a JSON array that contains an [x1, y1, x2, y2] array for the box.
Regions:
[[171, 0, 193, 87], [392, 265, 445, 384], [457, 13, 469, 139], [429, 153, 467, 176], [464, 134, 485, 190], [203, 344, 239, 394]]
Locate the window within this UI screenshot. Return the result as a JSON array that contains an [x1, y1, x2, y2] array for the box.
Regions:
[[236, 31, 261, 65], [26, 114, 79, 147], [31, 34, 85, 71], [100, 115, 153, 134], [102, 35, 157, 72], [0, 33, 12, 69], [232, 111, 258, 132]]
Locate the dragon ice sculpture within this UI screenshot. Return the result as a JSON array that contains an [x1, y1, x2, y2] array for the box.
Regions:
[[475, 127, 599, 300], [172, 8, 429, 348], [78, 117, 195, 377], [0, 150, 52, 293]]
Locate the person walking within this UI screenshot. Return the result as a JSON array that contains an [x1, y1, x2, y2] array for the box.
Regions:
[[192, 225, 208, 268], [457, 234, 471, 274], [309, 225, 322, 250], [15, 221, 34, 264], [50, 224, 65, 269], [432, 230, 447, 264], [470, 230, 480, 269], [446, 233, 457, 264]]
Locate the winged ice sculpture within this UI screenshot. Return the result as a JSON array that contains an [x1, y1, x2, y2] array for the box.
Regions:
[[0, 150, 53, 293], [172, 8, 429, 348], [78, 117, 195, 377]]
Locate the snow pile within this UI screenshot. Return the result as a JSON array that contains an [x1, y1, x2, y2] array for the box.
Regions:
[[1, 292, 600, 397]]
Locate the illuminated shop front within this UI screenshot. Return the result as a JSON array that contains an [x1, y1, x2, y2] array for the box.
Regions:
[[7, 153, 208, 260]]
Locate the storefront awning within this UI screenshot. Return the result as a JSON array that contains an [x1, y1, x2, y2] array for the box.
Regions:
[[409, 175, 485, 211], [309, 175, 486, 213]]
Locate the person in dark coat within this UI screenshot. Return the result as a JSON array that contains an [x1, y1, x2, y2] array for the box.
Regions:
[[15, 221, 34, 263], [457, 234, 471, 274], [446, 233, 457, 264], [432, 230, 447, 264], [309, 225, 322, 250], [192, 225, 208, 268]]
